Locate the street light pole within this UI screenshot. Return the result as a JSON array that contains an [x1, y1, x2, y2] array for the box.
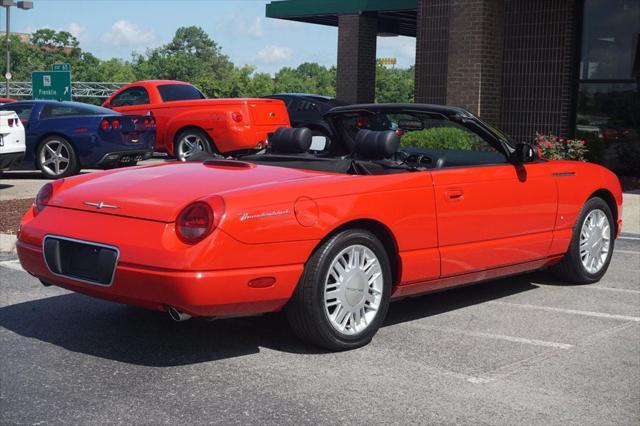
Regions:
[[2, 1, 33, 98], [5, 5, 10, 98]]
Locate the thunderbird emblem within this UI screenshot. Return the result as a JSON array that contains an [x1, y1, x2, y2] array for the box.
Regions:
[[83, 201, 119, 210]]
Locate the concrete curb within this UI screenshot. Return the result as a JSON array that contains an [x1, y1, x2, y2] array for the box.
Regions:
[[0, 233, 17, 254], [622, 193, 639, 235]]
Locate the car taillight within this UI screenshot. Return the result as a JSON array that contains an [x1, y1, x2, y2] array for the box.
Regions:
[[112, 119, 120, 129], [231, 111, 243, 123], [176, 198, 224, 244], [7, 118, 14, 126], [34, 183, 54, 215], [100, 119, 111, 130]]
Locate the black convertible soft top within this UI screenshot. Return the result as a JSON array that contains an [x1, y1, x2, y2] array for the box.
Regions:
[[324, 103, 472, 120]]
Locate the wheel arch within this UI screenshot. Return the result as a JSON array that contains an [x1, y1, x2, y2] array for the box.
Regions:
[[589, 188, 619, 235], [172, 125, 217, 154], [35, 132, 77, 166], [317, 218, 401, 286]]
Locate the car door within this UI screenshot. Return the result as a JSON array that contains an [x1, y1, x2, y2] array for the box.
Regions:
[[433, 161, 557, 276], [403, 118, 557, 277]]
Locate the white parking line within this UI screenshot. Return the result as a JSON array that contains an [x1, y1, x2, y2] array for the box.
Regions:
[[615, 249, 640, 255], [578, 286, 640, 294], [534, 284, 640, 294], [491, 301, 640, 322], [619, 236, 640, 241], [0, 260, 23, 272], [408, 323, 573, 349]]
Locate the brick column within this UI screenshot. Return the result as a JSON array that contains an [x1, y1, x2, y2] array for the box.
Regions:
[[415, 0, 451, 104], [500, 0, 579, 141], [446, 0, 504, 125], [336, 14, 378, 104]]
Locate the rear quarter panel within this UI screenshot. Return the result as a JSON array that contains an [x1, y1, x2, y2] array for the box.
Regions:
[[219, 171, 440, 283]]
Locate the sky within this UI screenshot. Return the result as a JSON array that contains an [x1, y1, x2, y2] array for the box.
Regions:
[[6, 0, 417, 74]]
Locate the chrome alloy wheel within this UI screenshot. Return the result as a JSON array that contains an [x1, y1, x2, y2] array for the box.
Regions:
[[324, 244, 384, 335], [177, 134, 208, 161], [579, 208, 611, 274], [40, 139, 70, 176]]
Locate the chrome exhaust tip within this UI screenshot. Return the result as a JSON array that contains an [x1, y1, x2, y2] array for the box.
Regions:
[[167, 306, 191, 322]]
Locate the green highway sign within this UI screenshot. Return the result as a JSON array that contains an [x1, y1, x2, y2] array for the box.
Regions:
[[52, 63, 71, 72], [32, 71, 72, 101]]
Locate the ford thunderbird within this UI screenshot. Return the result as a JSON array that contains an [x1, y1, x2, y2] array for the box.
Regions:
[[16, 103, 622, 351]]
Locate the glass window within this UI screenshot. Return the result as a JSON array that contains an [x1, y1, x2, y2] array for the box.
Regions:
[[111, 86, 150, 107], [40, 103, 113, 119], [157, 84, 205, 102], [580, 0, 640, 80], [577, 0, 639, 174], [0, 103, 34, 122]]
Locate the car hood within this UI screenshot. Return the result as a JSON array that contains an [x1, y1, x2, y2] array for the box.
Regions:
[[48, 161, 328, 222]]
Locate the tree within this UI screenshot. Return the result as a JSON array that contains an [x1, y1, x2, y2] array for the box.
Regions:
[[1, 25, 421, 104], [375, 65, 414, 103], [31, 29, 79, 50]]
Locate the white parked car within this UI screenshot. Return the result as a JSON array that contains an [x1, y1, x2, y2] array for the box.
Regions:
[[0, 110, 25, 170]]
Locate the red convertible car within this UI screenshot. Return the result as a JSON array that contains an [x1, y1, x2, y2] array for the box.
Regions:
[[16, 104, 622, 351], [103, 80, 290, 160]]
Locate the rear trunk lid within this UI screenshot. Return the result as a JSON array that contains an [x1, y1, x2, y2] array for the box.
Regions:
[[48, 161, 321, 222]]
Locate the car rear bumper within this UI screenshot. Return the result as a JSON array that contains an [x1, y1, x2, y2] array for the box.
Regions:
[[17, 239, 303, 318], [95, 149, 154, 168], [0, 151, 25, 170]]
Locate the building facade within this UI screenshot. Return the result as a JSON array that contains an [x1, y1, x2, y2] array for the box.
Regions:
[[266, 0, 639, 148]]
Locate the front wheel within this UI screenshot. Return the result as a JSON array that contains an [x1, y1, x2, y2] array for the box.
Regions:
[[552, 197, 615, 284], [36, 136, 80, 179], [286, 229, 392, 351], [174, 129, 215, 161]]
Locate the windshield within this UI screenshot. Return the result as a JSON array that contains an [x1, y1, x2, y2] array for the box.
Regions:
[[330, 111, 497, 155], [157, 84, 206, 102]]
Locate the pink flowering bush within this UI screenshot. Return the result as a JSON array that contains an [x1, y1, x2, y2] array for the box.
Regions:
[[534, 133, 588, 161]]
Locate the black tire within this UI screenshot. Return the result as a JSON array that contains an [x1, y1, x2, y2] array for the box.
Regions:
[[286, 229, 392, 351], [174, 128, 216, 161], [552, 197, 615, 284], [36, 136, 80, 179]]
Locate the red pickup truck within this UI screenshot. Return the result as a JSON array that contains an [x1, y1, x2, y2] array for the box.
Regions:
[[103, 80, 290, 160]]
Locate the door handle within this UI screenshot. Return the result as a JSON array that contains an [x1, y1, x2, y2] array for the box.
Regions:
[[445, 189, 464, 201]]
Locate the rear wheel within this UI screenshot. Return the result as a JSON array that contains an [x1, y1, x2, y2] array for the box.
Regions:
[[286, 229, 392, 351], [36, 136, 80, 179], [174, 129, 216, 161], [552, 197, 615, 284]]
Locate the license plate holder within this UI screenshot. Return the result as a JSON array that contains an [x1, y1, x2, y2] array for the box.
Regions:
[[43, 236, 119, 286]]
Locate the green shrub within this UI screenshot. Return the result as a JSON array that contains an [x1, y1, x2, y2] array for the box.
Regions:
[[576, 130, 607, 164], [400, 127, 475, 151], [616, 141, 640, 177]]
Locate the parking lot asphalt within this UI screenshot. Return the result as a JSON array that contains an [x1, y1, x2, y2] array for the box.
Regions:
[[1, 236, 638, 425]]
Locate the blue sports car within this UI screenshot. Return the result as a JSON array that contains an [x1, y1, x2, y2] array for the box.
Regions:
[[0, 100, 155, 179]]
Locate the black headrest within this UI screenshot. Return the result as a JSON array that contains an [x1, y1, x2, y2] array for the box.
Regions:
[[270, 127, 312, 154], [354, 129, 400, 159]]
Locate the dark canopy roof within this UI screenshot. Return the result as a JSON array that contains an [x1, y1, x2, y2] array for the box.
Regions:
[[265, 0, 418, 37]]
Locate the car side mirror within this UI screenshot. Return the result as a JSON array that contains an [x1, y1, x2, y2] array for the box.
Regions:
[[513, 142, 537, 163]]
